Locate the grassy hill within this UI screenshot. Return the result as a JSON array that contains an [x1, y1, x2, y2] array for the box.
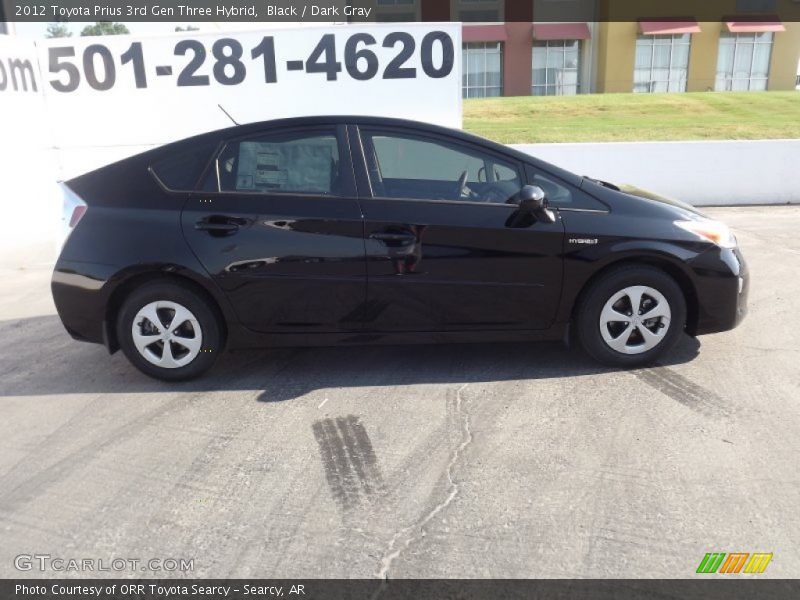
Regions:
[[463, 91, 800, 143]]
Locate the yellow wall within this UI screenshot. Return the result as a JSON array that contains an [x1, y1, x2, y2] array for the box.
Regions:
[[686, 23, 721, 92], [595, 22, 637, 93], [595, 21, 800, 93], [770, 23, 800, 90]]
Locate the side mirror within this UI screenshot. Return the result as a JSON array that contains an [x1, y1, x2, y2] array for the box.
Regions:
[[514, 185, 556, 224], [518, 185, 546, 212]]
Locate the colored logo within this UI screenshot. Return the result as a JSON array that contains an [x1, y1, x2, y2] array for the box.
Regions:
[[696, 552, 773, 574]]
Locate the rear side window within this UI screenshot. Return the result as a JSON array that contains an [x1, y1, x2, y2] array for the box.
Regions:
[[151, 141, 216, 191], [215, 130, 342, 195]]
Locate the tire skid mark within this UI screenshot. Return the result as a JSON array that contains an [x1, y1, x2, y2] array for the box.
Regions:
[[0, 353, 270, 513], [633, 366, 731, 417], [0, 319, 84, 384], [0, 396, 185, 512], [313, 419, 359, 510], [338, 416, 384, 496], [313, 415, 385, 511], [119, 352, 305, 558]]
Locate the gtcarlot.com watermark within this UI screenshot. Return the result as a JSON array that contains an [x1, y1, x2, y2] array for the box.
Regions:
[[14, 553, 194, 573]]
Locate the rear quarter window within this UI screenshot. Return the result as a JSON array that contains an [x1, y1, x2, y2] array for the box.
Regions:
[[525, 164, 608, 211], [151, 142, 217, 192]]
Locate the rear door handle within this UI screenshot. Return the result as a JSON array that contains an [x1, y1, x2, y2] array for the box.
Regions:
[[369, 232, 417, 243]]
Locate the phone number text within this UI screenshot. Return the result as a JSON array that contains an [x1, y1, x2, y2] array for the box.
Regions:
[[47, 31, 455, 92]]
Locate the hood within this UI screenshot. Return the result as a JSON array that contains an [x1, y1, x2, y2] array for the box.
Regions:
[[584, 177, 705, 217]]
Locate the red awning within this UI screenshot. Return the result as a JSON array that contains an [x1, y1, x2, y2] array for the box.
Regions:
[[638, 20, 702, 35], [462, 24, 508, 43], [532, 23, 591, 41], [725, 20, 785, 33]]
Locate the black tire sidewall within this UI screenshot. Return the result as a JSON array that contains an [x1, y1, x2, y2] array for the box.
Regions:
[[576, 266, 687, 367], [117, 281, 221, 381]]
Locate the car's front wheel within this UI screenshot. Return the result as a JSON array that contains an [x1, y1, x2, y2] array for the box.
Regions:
[[117, 281, 221, 381], [575, 265, 686, 367]]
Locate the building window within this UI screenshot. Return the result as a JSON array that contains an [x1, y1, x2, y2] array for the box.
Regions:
[[462, 42, 503, 98], [715, 32, 773, 91], [457, 0, 502, 22], [736, 0, 777, 12], [532, 40, 581, 96], [375, 0, 417, 22], [633, 34, 691, 93]]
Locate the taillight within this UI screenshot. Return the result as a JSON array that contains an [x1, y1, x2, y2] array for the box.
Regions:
[[59, 183, 88, 248], [68, 204, 87, 228]]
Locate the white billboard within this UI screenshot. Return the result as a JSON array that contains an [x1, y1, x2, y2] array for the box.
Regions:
[[35, 23, 462, 177], [0, 35, 62, 267]]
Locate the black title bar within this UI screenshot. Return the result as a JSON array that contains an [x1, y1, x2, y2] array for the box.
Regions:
[[3, 580, 800, 600], [4, 0, 800, 23]]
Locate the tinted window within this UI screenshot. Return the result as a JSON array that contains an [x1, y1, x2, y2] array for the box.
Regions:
[[151, 141, 216, 191], [217, 130, 341, 195], [525, 165, 608, 211], [362, 129, 522, 204]]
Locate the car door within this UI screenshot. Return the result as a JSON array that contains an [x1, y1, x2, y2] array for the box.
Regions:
[[181, 124, 366, 334], [351, 124, 564, 332]]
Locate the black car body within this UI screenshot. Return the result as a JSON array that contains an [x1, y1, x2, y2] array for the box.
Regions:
[[52, 116, 748, 380]]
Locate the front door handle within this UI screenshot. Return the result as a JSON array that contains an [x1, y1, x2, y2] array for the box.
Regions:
[[369, 232, 417, 244], [195, 222, 238, 232], [195, 216, 243, 236]]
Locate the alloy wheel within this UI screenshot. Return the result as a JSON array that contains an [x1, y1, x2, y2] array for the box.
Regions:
[[599, 285, 671, 355], [131, 300, 203, 368]]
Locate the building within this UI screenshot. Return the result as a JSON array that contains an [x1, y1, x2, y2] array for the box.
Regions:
[[0, 0, 11, 34], [598, 20, 800, 93], [360, 0, 800, 97]]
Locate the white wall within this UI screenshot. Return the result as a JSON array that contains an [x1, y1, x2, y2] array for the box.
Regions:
[[0, 36, 62, 268], [513, 140, 800, 206], [0, 23, 462, 268]]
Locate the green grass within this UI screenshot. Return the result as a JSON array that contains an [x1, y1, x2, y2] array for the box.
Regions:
[[463, 91, 800, 143]]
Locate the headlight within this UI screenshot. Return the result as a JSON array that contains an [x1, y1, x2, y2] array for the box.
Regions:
[[675, 219, 737, 249]]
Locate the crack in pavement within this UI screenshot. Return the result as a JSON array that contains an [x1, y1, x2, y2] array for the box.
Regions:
[[375, 383, 472, 579]]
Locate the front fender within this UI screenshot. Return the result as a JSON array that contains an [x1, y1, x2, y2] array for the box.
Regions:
[[556, 236, 704, 328]]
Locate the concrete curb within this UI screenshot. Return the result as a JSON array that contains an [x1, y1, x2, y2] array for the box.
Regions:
[[512, 139, 800, 206]]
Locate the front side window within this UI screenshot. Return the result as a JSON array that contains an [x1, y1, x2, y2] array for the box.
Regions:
[[633, 33, 691, 93], [462, 42, 503, 98], [532, 40, 581, 96], [215, 130, 341, 195], [715, 32, 773, 91], [361, 129, 522, 204]]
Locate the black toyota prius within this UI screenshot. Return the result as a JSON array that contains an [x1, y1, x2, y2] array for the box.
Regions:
[[52, 116, 748, 381]]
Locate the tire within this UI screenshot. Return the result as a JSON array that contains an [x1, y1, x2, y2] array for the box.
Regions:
[[117, 280, 222, 381], [575, 265, 687, 368]]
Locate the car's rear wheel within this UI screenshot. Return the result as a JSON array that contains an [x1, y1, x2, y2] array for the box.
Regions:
[[117, 281, 221, 381], [575, 265, 686, 367]]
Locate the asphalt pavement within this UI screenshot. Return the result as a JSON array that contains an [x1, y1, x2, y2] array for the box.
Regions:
[[0, 206, 798, 579]]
